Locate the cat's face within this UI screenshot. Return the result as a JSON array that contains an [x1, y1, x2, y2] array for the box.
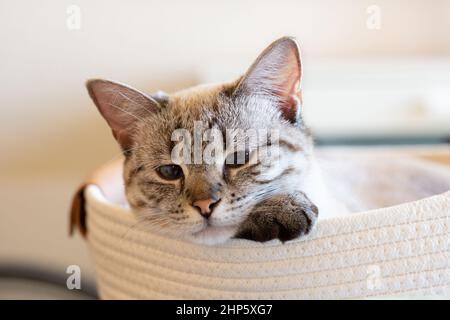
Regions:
[[87, 37, 314, 244]]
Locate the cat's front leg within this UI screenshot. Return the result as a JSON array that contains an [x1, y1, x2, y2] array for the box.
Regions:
[[235, 192, 318, 242]]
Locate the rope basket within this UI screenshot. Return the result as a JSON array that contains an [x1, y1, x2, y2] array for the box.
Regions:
[[85, 185, 449, 299]]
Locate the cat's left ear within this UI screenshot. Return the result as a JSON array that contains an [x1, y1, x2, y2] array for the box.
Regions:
[[86, 79, 161, 151], [234, 37, 302, 123]]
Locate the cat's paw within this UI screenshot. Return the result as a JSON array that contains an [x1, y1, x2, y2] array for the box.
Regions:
[[235, 192, 318, 242]]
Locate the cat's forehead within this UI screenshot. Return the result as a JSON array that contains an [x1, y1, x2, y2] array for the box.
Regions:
[[165, 81, 278, 130], [168, 82, 234, 115]]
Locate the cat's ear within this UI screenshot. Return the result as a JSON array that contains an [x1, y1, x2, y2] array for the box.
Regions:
[[234, 37, 302, 123], [86, 79, 161, 151]]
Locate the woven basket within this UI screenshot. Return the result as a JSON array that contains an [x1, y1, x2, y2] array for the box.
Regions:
[[85, 183, 449, 299]]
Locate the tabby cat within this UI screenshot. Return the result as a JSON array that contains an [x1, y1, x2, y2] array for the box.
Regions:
[[86, 37, 347, 245]]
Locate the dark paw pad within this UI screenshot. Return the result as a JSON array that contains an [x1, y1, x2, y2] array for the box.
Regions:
[[235, 192, 318, 243]]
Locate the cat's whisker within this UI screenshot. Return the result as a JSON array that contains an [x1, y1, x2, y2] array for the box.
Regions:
[[119, 212, 170, 241], [101, 145, 146, 166], [139, 218, 184, 237], [225, 187, 283, 212], [119, 222, 145, 243]]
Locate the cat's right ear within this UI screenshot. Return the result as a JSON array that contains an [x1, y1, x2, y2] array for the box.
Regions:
[[86, 79, 161, 151], [233, 37, 302, 124]]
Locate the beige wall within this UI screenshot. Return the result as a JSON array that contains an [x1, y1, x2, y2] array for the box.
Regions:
[[1, 0, 450, 176], [0, 0, 449, 281]]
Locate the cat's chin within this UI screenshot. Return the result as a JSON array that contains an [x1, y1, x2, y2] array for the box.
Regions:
[[189, 225, 238, 246]]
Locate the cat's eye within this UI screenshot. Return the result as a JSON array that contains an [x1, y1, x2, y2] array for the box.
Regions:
[[156, 164, 183, 180], [224, 150, 250, 168]]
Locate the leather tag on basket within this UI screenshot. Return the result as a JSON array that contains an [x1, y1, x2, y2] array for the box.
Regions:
[[69, 184, 88, 238]]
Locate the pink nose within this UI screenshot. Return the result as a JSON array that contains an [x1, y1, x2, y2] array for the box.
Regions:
[[192, 198, 220, 218]]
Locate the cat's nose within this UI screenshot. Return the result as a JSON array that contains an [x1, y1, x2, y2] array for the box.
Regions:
[[192, 198, 221, 218]]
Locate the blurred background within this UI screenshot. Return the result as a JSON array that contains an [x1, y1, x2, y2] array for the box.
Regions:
[[0, 0, 449, 298]]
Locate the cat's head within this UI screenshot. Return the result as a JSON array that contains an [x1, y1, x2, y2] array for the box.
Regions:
[[86, 37, 314, 244]]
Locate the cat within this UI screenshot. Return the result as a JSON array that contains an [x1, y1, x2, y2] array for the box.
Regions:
[[85, 37, 349, 245]]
